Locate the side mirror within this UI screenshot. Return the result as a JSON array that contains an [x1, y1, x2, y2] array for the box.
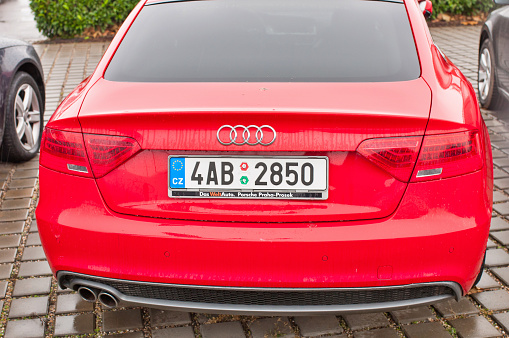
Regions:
[[494, 0, 509, 4], [419, 0, 433, 19]]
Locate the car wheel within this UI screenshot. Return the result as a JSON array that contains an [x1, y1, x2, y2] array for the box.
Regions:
[[478, 39, 505, 110], [1, 72, 43, 162]]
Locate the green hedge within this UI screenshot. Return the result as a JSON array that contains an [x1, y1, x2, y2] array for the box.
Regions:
[[432, 0, 495, 17], [30, 0, 138, 38]]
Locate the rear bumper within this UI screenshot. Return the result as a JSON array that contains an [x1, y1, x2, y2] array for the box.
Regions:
[[37, 165, 491, 306], [59, 271, 461, 315]]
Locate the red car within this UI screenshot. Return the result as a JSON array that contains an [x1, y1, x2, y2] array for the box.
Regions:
[[37, 0, 492, 314]]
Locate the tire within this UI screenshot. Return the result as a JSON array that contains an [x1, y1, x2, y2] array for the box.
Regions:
[[0, 72, 44, 162], [472, 251, 486, 288], [478, 39, 505, 110]]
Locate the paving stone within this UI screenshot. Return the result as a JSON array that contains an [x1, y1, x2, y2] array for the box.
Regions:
[[0, 280, 8, 298], [12, 169, 38, 179], [56, 293, 94, 314], [54, 313, 94, 336], [0, 249, 17, 263], [403, 322, 451, 338], [4, 318, 45, 338], [0, 221, 24, 234], [490, 218, 509, 231], [0, 235, 21, 248], [4, 188, 34, 199], [18, 261, 52, 277], [22, 246, 46, 261], [109, 332, 144, 338], [13, 277, 52, 296], [9, 178, 36, 189], [200, 321, 245, 338], [485, 249, 509, 267], [450, 316, 501, 338], [433, 298, 479, 318], [493, 203, 509, 216], [103, 309, 143, 332], [196, 314, 239, 324], [343, 312, 390, 330], [487, 238, 497, 249], [1, 199, 31, 210], [353, 327, 400, 338], [491, 231, 509, 245], [494, 191, 509, 202], [294, 315, 343, 336], [493, 312, 509, 333], [249, 317, 294, 338], [16, 161, 39, 170], [494, 169, 509, 179], [26, 232, 41, 246], [390, 306, 434, 324], [492, 266, 509, 285], [9, 296, 49, 318], [472, 289, 509, 311], [149, 309, 191, 326], [495, 178, 509, 189], [475, 272, 501, 289], [0, 209, 28, 222], [29, 221, 38, 232], [492, 149, 507, 158], [153, 326, 195, 338], [0, 264, 13, 279]]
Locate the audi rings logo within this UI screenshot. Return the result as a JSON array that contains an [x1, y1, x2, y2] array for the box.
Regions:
[[217, 125, 277, 146]]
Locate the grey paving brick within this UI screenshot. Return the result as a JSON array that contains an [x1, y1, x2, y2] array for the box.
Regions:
[[9, 296, 49, 318], [103, 309, 143, 332], [201, 321, 245, 338], [493, 203, 509, 215], [5, 318, 45, 338], [11, 169, 38, 179], [487, 238, 497, 249], [294, 316, 343, 337], [54, 313, 94, 336], [26, 232, 41, 246], [492, 149, 507, 158], [56, 293, 94, 314], [0, 280, 7, 298], [22, 246, 46, 261], [0, 209, 28, 222], [493, 312, 509, 333], [472, 289, 509, 311], [18, 261, 52, 277], [4, 187, 34, 199], [494, 191, 509, 202], [13, 277, 52, 296], [485, 249, 509, 267], [16, 161, 39, 170], [475, 272, 501, 289], [493, 157, 509, 168], [494, 169, 509, 179], [450, 316, 501, 338], [353, 327, 400, 338], [149, 309, 191, 326], [0, 249, 17, 263], [1, 198, 31, 210], [433, 298, 479, 318], [0, 221, 24, 234], [0, 264, 13, 279], [403, 322, 451, 338], [249, 317, 294, 338], [491, 266, 509, 285], [9, 178, 37, 189], [153, 326, 195, 338], [390, 306, 434, 324], [343, 312, 390, 330], [490, 218, 509, 231], [29, 221, 38, 232], [109, 332, 144, 338], [197, 314, 239, 325], [0, 235, 21, 248], [491, 231, 509, 245], [495, 178, 509, 189]]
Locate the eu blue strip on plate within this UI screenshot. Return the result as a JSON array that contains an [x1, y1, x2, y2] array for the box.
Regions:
[[170, 158, 185, 188]]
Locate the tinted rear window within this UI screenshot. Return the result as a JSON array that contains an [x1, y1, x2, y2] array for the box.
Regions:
[[105, 0, 420, 82]]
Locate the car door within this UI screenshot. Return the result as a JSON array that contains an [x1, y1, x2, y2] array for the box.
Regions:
[[495, 7, 509, 95]]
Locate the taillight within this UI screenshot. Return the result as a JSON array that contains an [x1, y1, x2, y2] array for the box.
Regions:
[[40, 128, 92, 177], [357, 131, 483, 182], [40, 128, 141, 178], [411, 131, 482, 182], [83, 134, 141, 178], [357, 137, 422, 182]]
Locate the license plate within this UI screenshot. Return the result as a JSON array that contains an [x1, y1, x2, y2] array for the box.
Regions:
[[168, 156, 328, 200]]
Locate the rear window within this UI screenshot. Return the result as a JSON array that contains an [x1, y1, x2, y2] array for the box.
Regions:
[[105, 0, 420, 82]]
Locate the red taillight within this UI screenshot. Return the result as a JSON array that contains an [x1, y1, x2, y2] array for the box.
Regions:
[[40, 128, 141, 178], [357, 137, 422, 182], [40, 128, 92, 177], [357, 131, 483, 182], [411, 131, 482, 182], [83, 134, 141, 178]]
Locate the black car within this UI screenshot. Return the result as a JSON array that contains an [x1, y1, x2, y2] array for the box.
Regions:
[[0, 37, 44, 162], [479, 0, 509, 109]]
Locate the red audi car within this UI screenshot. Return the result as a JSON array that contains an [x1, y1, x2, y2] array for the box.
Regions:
[[37, 0, 493, 314]]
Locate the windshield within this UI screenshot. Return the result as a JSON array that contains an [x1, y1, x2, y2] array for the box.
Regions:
[[105, 0, 421, 82]]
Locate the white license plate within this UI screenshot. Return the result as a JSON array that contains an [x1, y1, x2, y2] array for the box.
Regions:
[[168, 156, 328, 200]]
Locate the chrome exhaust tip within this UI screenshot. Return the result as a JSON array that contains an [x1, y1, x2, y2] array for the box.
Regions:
[[98, 292, 119, 308], [78, 286, 98, 302]]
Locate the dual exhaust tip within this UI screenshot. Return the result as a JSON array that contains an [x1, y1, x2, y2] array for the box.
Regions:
[[78, 286, 119, 308]]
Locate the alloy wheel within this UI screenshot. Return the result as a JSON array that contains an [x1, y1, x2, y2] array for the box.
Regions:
[[14, 83, 41, 150]]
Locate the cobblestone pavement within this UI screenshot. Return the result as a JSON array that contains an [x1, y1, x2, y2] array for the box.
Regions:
[[0, 25, 508, 338]]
